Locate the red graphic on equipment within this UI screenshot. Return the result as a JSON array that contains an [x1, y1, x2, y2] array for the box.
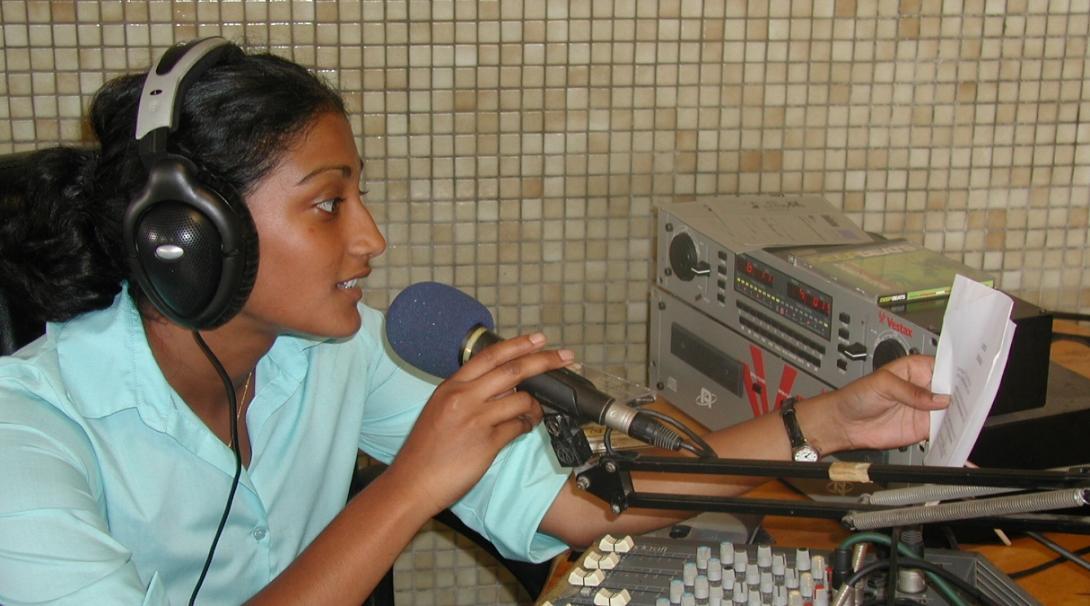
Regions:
[[741, 344, 798, 417], [879, 310, 914, 337]]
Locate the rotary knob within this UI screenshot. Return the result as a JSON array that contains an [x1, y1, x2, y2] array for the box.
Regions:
[[872, 338, 908, 370], [668, 232, 711, 281]]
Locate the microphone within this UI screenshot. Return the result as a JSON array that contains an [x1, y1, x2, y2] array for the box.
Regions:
[[386, 281, 683, 451]]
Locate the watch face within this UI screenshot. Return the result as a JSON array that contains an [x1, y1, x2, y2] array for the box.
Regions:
[[793, 445, 819, 462]]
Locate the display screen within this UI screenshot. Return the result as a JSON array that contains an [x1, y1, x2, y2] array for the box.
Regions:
[[735, 256, 775, 287], [787, 280, 832, 317]]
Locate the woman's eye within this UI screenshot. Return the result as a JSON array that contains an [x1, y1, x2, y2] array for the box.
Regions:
[[316, 198, 342, 214]]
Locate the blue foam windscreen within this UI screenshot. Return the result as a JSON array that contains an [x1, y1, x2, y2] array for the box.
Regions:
[[385, 281, 495, 378]]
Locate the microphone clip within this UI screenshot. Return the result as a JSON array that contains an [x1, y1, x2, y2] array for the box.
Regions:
[[543, 412, 595, 467]]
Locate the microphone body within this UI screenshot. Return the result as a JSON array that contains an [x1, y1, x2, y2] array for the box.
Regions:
[[386, 282, 681, 451], [463, 327, 681, 450]]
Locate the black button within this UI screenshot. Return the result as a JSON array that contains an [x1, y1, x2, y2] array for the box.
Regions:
[[838, 342, 868, 361]]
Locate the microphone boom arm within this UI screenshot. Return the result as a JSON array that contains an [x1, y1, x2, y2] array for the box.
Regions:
[[574, 454, 1090, 534]]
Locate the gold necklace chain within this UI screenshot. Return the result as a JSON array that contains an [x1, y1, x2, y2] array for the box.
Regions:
[[227, 370, 254, 449]]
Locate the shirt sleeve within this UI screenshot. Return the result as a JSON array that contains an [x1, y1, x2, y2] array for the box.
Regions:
[[0, 380, 167, 606], [354, 306, 571, 563]]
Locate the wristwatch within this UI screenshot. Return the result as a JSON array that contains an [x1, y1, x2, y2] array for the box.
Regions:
[[780, 397, 819, 462]]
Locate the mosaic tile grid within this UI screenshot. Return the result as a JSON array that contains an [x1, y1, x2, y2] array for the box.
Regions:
[[3, 1, 1089, 604]]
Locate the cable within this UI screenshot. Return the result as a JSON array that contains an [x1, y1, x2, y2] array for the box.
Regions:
[[601, 427, 639, 459], [189, 331, 244, 606], [840, 556, 995, 606], [837, 531, 968, 606], [1025, 531, 1090, 573], [602, 406, 716, 459], [885, 526, 901, 606], [1007, 543, 1090, 579], [635, 408, 718, 459]]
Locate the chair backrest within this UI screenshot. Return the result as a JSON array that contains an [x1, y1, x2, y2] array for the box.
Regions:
[[0, 152, 47, 355]]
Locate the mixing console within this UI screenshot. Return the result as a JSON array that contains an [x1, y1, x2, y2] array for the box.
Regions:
[[542, 533, 1037, 606]]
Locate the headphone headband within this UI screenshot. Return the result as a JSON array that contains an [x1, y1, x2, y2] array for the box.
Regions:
[[135, 37, 231, 163]]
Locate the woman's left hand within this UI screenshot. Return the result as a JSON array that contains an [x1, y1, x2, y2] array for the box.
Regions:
[[796, 354, 950, 456]]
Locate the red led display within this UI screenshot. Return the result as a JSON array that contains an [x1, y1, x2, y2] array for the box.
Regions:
[[735, 257, 775, 287], [787, 281, 832, 317]]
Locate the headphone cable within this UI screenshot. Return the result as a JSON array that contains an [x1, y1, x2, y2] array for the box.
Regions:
[[189, 331, 244, 605]]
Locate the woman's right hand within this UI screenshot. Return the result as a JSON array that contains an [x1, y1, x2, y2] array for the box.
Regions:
[[384, 332, 573, 516]]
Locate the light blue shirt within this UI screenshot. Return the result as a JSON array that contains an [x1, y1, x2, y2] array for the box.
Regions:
[[0, 288, 570, 605]]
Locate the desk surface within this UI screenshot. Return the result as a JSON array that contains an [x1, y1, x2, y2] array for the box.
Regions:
[[539, 322, 1090, 604]]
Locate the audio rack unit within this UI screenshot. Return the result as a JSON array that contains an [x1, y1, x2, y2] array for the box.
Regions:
[[649, 197, 1052, 483]]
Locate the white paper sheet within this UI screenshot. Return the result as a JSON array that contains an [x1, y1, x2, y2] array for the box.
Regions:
[[925, 275, 1017, 467]]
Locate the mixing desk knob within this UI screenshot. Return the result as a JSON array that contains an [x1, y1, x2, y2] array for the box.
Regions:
[[568, 566, 606, 587], [593, 587, 632, 606], [671, 578, 685, 603], [772, 553, 786, 576], [598, 552, 620, 570], [684, 561, 698, 587], [718, 542, 734, 566], [800, 571, 815, 598], [695, 575, 710, 599], [598, 534, 635, 553], [745, 563, 760, 586], [760, 571, 774, 594], [811, 555, 827, 585], [733, 549, 748, 571], [756, 545, 772, 568], [794, 547, 811, 572], [583, 551, 601, 569], [707, 557, 723, 583], [696, 545, 712, 569]]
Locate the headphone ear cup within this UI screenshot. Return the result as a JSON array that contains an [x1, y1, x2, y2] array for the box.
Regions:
[[124, 157, 258, 329]]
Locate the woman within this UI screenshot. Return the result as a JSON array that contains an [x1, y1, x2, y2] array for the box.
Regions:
[[0, 39, 947, 605]]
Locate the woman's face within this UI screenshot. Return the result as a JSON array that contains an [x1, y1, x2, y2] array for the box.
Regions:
[[239, 112, 386, 339]]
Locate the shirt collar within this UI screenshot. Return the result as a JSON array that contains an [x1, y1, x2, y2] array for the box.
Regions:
[[54, 284, 325, 426]]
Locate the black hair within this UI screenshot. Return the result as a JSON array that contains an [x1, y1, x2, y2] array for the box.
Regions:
[[0, 41, 347, 323]]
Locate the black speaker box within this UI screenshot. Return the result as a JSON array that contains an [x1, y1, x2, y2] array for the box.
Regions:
[[970, 361, 1090, 469]]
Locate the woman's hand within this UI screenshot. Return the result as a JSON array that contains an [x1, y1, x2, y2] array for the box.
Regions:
[[385, 332, 573, 516], [796, 354, 950, 456]]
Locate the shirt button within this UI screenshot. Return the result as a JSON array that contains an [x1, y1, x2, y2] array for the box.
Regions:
[[252, 527, 268, 541]]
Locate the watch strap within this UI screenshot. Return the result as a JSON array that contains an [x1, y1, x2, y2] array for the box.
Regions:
[[780, 397, 818, 460], [780, 397, 805, 446]]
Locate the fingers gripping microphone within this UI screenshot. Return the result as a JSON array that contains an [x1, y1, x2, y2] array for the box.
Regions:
[[386, 282, 683, 451]]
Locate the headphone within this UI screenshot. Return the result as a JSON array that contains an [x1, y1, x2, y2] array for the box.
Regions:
[[123, 37, 259, 330]]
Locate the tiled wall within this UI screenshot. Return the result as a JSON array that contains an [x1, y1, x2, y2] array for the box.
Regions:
[[3, 0, 1089, 381], [3, 1, 1089, 604]]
